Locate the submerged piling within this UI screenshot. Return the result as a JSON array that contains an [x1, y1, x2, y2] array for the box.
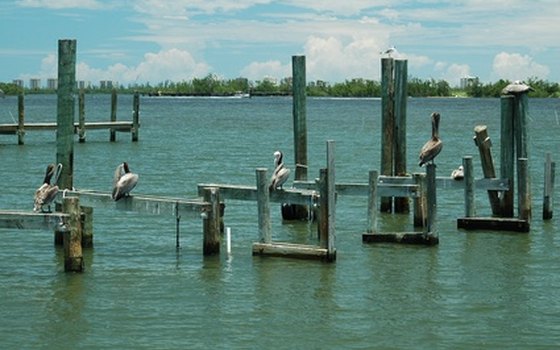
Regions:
[[543, 153, 555, 220], [63, 196, 84, 272]]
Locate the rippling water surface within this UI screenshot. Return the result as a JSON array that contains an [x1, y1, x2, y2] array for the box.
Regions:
[[1, 94, 559, 349]]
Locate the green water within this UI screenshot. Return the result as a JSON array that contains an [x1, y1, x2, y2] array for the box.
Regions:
[[1, 95, 559, 349]]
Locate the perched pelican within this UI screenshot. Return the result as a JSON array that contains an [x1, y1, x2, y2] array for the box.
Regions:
[[33, 163, 62, 212], [269, 151, 291, 191], [501, 80, 534, 95], [380, 46, 397, 57], [419, 112, 443, 166], [112, 162, 139, 201], [451, 165, 464, 180]]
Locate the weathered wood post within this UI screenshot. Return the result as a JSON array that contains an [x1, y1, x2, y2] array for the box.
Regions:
[[473, 125, 500, 215], [132, 91, 140, 142], [518, 158, 531, 222], [500, 95, 515, 217], [110, 88, 117, 142], [463, 156, 475, 217], [543, 153, 555, 220], [256, 168, 271, 243], [412, 173, 427, 227], [63, 196, 84, 272], [80, 206, 93, 247], [325, 141, 336, 260], [366, 170, 379, 233], [17, 93, 25, 145], [425, 163, 437, 237], [380, 57, 395, 212], [515, 93, 531, 221], [78, 89, 86, 142], [394, 59, 409, 213], [56, 39, 76, 191], [202, 187, 221, 255]]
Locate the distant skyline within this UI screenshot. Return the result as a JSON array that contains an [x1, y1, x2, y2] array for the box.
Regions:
[[1, 1, 558, 87]]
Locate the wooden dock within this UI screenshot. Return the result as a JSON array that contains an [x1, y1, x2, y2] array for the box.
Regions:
[[0, 210, 68, 230], [0, 121, 134, 134]]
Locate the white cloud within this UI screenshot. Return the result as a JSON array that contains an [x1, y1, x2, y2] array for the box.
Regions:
[[17, 0, 104, 9], [240, 60, 290, 81], [491, 52, 549, 81]]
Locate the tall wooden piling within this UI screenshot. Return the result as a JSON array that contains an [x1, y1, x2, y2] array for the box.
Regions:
[[202, 187, 221, 255], [500, 95, 515, 217], [110, 88, 117, 142], [517, 158, 531, 222], [78, 89, 86, 142], [543, 153, 555, 220], [81, 206, 94, 247], [132, 91, 140, 142], [17, 93, 25, 145], [325, 141, 336, 260], [463, 156, 475, 217], [380, 58, 395, 212], [56, 39, 76, 191], [412, 173, 427, 227], [366, 170, 379, 233], [256, 169, 271, 244], [473, 126, 500, 215], [63, 196, 84, 272], [425, 164, 437, 236], [394, 59, 409, 213]]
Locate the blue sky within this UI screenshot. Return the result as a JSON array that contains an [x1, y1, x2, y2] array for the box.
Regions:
[[1, 0, 558, 87]]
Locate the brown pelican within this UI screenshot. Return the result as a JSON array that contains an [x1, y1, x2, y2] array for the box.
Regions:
[[269, 150, 291, 191], [451, 165, 464, 180], [419, 112, 443, 166], [501, 80, 534, 95], [33, 163, 62, 212], [112, 162, 139, 201]]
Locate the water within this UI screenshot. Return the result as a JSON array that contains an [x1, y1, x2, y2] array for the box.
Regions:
[[1, 95, 559, 349]]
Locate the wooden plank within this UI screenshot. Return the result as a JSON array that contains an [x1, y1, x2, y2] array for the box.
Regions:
[[0, 210, 68, 230], [457, 217, 529, 232], [197, 183, 317, 205], [61, 190, 209, 219], [473, 125, 501, 215], [252, 242, 329, 260], [0, 121, 133, 133], [362, 232, 438, 245]]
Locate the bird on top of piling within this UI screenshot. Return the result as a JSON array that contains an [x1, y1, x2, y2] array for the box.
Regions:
[[451, 165, 464, 180], [112, 162, 139, 201], [269, 150, 291, 191], [33, 163, 63, 213], [501, 80, 534, 95], [418, 112, 443, 167], [380, 46, 397, 58]]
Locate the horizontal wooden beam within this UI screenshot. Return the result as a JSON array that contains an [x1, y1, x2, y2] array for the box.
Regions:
[[60, 190, 209, 219], [457, 217, 529, 232], [362, 232, 439, 245], [197, 183, 317, 205], [0, 121, 133, 135], [0, 210, 68, 230], [252, 242, 333, 260]]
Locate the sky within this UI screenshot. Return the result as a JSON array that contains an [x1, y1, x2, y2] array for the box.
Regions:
[[1, 0, 558, 88]]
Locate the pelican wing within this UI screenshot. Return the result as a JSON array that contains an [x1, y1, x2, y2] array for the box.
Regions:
[[270, 165, 291, 190], [418, 139, 443, 166], [112, 173, 139, 201]]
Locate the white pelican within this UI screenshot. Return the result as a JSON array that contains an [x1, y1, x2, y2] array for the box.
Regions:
[[380, 46, 397, 57], [112, 162, 139, 201], [501, 80, 534, 95], [33, 163, 62, 212], [269, 150, 291, 191], [451, 165, 464, 180], [419, 112, 443, 167]]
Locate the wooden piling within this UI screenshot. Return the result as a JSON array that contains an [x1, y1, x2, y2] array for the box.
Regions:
[[63, 196, 84, 272], [425, 163, 437, 236], [324, 141, 336, 260], [132, 91, 140, 142], [256, 169, 271, 243], [110, 88, 117, 142], [56, 39, 76, 191], [517, 158, 531, 222], [500, 95, 515, 217], [17, 93, 25, 145], [543, 153, 555, 220], [463, 156, 475, 217], [80, 206, 93, 248], [202, 187, 221, 255], [394, 59, 409, 213], [473, 126, 500, 216], [412, 173, 427, 227], [366, 170, 378, 233], [380, 58, 395, 212], [78, 89, 86, 142]]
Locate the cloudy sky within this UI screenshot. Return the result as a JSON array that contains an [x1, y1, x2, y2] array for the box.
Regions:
[[1, 0, 558, 87]]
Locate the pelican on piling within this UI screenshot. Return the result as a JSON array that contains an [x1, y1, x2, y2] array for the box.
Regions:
[[269, 150, 291, 191], [451, 165, 464, 180], [419, 112, 443, 167], [112, 162, 139, 201], [380, 46, 397, 57], [33, 163, 62, 212], [501, 80, 534, 95]]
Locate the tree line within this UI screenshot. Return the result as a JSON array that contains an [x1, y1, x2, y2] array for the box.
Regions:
[[1, 75, 559, 98]]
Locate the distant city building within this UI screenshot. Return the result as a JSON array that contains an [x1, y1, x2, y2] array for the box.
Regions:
[[460, 76, 479, 89], [77, 80, 91, 89], [47, 78, 58, 90], [29, 78, 41, 90], [99, 80, 114, 89], [12, 79, 24, 88]]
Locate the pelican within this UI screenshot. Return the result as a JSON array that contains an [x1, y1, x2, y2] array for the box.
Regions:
[[501, 80, 534, 95], [451, 165, 464, 180], [269, 150, 291, 191], [33, 163, 62, 212], [380, 46, 397, 57], [112, 162, 139, 201], [419, 112, 443, 166]]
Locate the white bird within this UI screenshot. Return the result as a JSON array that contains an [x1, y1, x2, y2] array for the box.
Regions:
[[380, 46, 397, 57], [501, 80, 534, 95], [33, 163, 62, 212], [269, 151, 291, 191], [112, 162, 139, 201], [419, 112, 443, 167], [451, 165, 464, 180]]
